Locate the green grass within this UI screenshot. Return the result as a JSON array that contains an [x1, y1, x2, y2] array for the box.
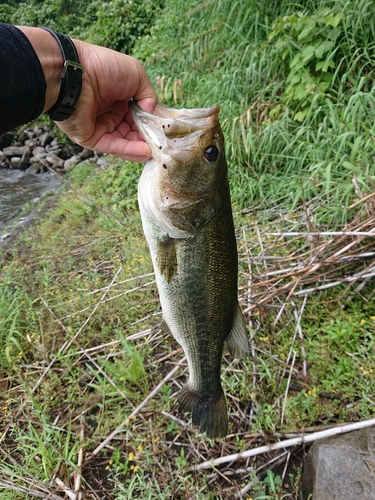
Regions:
[[1, 0, 375, 497], [134, 0, 375, 226], [1, 162, 374, 498]]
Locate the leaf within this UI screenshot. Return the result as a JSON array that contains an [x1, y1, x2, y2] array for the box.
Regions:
[[302, 45, 316, 63], [298, 20, 315, 40], [294, 109, 308, 122], [343, 161, 362, 175], [322, 59, 336, 71], [294, 82, 308, 100], [321, 72, 333, 82], [325, 13, 342, 28], [290, 52, 302, 68], [269, 104, 281, 118], [315, 40, 334, 59], [317, 81, 331, 93], [289, 72, 302, 85], [328, 26, 342, 41]]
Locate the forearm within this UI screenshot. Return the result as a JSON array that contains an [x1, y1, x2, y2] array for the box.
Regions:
[[0, 22, 157, 160], [0, 23, 48, 134], [16, 26, 64, 113]]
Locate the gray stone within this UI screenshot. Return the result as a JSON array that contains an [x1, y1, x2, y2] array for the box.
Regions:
[[30, 153, 47, 163], [39, 133, 54, 147], [2, 145, 30, 157], [79, 148, 94, 160], [33, 125, 43, 136], [49, 145, 62, 155], [302, 427, 375, 499], [10, 157, 21, 168], [32, 146, 45, 156], [64, 155, 82, 171], [46, 153, 64, 168], [26, 164, 43, 175], [97, 155, 114, 167], [19, 149, 32, 170]]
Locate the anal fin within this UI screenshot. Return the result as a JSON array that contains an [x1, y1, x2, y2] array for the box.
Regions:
[[226, 303, 250, 359]]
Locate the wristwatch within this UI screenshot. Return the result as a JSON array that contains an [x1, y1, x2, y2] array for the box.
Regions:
[[41, 27, 84, 121]]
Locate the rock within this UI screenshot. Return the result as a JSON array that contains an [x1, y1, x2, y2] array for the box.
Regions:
[[2, 145, 30, 157], [46, 153, 64, 168], [64, 155, 82, 171], [48, 145, 63, 156], [32, 146, 45, 156], [39, 132, 54, 147], [33, 125, 43, 136], [79, 148, 94, 160], [301, 427, 375, 499], [0, 132, 15, 149], [10, 157, 21, 168], [18, 131, 29, 143], [97, 155, 114, 167], [30, 153, 47, 163], [19, 149, 32, 170], [27, 164, 43, 175]]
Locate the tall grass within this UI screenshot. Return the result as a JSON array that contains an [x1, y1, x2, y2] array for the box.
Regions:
[[134, 0, 375, 225]]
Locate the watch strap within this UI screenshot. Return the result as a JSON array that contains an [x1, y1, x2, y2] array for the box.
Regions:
[[41, 28, 84, 121]]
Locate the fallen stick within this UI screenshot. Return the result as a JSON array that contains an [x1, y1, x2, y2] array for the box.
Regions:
[[186, 418, 375, 471], [266, 231, 375, 237]]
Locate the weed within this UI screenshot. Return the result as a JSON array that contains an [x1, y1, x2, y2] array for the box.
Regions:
[[1, 1, 375, 498]]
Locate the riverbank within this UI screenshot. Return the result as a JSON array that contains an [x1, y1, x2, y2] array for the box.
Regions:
[[0, 121, 115, 249], [1, 154, 374, 498]]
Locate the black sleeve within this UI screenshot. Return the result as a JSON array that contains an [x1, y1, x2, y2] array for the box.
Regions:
[[0, 23, 46, 134]]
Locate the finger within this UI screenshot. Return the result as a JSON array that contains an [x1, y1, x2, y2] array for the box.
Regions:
[[136, 96, 158, 114], [94, 134, 152, 161]]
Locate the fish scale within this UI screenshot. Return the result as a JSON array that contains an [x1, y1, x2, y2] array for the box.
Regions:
[[129, 101, 250, 438]]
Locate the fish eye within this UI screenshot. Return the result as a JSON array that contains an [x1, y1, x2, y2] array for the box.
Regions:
[[204, 145, 219, 162]]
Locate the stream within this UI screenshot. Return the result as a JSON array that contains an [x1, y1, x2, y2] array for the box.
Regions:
[[0, 167, 62, 234]]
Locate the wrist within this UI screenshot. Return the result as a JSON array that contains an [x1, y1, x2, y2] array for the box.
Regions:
[[40, 28, 84, 121], [17, 26, 63, 113]]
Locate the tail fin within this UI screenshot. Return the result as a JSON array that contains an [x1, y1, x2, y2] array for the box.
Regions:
[[179, 384, 228, 439]]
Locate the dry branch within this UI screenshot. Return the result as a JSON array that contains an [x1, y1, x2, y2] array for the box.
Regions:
[[187, 418, 375, 471], [238, 198, 375, 312]]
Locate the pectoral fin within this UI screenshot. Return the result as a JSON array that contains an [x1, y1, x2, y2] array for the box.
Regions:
[[157, 236, 177, 283], [226, 304, 250, 359]]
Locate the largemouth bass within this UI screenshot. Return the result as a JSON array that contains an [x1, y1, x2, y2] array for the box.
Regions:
[[129, 101, 249, 438]]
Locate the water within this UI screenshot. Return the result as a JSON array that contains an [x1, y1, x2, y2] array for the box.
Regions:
[[0, 168, 62, 231]]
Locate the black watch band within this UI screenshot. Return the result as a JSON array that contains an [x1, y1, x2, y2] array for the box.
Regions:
[[41, 28, 84, 121]]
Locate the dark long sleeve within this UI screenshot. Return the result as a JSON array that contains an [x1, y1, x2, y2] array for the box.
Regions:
[[0, 23, 46, 134]]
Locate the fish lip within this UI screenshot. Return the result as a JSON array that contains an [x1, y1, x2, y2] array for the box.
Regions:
[[129, 100, 220, 159], [129, 101, 166, 158]]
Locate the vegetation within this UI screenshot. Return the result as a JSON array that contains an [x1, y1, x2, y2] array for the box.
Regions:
[[3, 0, 164, 52], [1, 0, 375, 498]]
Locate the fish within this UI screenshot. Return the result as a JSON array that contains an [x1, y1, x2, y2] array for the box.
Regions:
[[129, 100, 249, 439]]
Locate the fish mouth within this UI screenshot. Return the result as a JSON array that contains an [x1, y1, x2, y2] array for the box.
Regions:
[[128, 101, 220, 159]]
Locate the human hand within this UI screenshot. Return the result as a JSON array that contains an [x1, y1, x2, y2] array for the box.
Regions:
[[55, 40, 157, 162]]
